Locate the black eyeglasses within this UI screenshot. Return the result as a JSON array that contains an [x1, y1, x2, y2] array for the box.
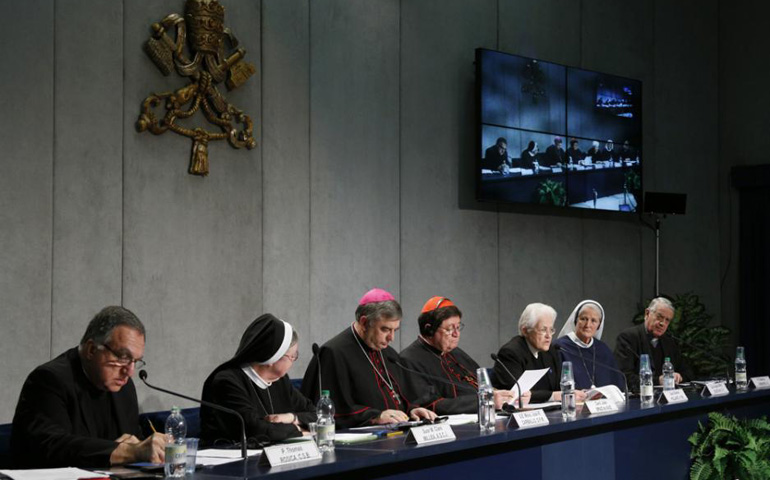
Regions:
[[100, 343, 146, 369], [439, 323, 465, 334]]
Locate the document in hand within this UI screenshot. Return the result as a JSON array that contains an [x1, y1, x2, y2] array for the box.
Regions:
[[509, 368, 550, 395]]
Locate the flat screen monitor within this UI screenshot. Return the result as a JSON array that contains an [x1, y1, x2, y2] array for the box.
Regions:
[[476, 48, 642, 213]]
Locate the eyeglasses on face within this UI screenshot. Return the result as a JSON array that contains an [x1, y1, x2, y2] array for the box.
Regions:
[[439, 322, 465, 334], [282, 353, 299, 362], [533, 327, 556, 336], [99, 343, 146, 369], [652, 311, 673, 325]]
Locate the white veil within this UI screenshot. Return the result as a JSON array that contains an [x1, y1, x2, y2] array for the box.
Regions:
[[558, 299, 605, 344]]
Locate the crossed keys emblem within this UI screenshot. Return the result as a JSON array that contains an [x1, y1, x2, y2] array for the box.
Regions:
[[137, 0, 256, 176]]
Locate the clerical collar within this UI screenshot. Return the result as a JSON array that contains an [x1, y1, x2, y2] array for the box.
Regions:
[[567, 332, 594, 348], [418, 335, 445, 356], [526, 340, 540, 359], [646, 330, 660, 348], [351, 323, 376, 352], [242, 365, 271, 390]]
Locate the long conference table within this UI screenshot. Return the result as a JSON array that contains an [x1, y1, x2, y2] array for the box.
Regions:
[[479, 162, 640, 206], [193, 387, 770, 480]]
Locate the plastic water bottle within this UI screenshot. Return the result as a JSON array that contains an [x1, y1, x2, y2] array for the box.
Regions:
[[735, 346, 748, 391], [560, 361, 576, 420], [316, 390, 335, 451], [662, 357, 675, 391], [476, 368, 495, 432], [639, 354, 654, 404], [164, 406, 187, 477]]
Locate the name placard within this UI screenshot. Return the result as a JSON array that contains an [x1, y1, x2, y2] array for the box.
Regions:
[[750, 376, 770, 389], [259, 442, 322, 467], [659, 389, 688, 405], [702, 382, 729, 397], [584, 399, 619, 415], [405, 423, 456, 445], [509, 409, 549, 429], [552, 167, 563, 173]]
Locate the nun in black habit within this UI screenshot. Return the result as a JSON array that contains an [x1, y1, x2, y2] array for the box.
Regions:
[[200, 314, 316, 446]]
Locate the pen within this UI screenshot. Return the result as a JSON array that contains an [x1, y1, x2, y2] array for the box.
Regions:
[[386, 431, 405, 437], [147, 418, 158, 434]]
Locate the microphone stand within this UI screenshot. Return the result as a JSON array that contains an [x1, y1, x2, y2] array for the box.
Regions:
[[553, 343, 630, 405], [139, 370, 248, 460], [666, 333, 732, 384], [392, 360, 477, 394], [490, 354, 523, 410], [311, 343, 323, 401]]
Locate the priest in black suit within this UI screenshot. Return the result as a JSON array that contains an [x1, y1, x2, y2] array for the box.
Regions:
[[400, 296, 518, 414], [493, 303, 587, 404], [614, 297, 693, 391], [11, 306, 166, 468], [201, 314, 316, 446], [301, 288, 437, 428]]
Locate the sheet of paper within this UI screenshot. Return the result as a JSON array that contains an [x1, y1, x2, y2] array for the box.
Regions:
[[510, 367, 550, 394], [197, 448, 262, 458], [334, 433, 377, 444], [524, 401, 561, 409], [0, 468, 107, 480], [280, 436, 314, 443], [195, 457, 247, 467], [444, 414, 477, 426]]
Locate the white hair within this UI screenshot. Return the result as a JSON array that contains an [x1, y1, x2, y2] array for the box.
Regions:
[[518, 303, 557, 334], [648, 297, 674, 313]]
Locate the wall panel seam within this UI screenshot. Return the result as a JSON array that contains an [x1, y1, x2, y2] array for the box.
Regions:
[[50, 0, 57, 360], [307, 0, 313, 331]]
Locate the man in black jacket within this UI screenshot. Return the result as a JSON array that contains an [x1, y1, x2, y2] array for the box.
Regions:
[[614, 297, 694, 391], [11, 306, 166, 468]]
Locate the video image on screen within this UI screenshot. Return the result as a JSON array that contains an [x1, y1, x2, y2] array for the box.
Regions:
[[476, 48, 642, 213]]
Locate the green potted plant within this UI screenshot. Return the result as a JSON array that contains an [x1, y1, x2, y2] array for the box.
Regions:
[[536, 179, 566, 206], [632, 292, 731, 379], [688, 412, 770, 479]]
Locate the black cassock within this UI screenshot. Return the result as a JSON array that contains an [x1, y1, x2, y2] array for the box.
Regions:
[[11, 348, 141, 468], [492, 335, 562, 403], [399, 338, 480, 414], [201, 369, 316, 446], [301, 326, 431, 428]]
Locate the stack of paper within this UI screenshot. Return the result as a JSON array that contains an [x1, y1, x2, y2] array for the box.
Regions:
[[0, 468, 107, 480]]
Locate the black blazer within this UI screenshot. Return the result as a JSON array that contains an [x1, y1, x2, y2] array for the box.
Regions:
[[493, 336, 562, 403], [614, 324, 694, 391], [11, 348, 141, 468]]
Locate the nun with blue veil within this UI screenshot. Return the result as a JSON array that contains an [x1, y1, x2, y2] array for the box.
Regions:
[[553, 300, 625, 391]]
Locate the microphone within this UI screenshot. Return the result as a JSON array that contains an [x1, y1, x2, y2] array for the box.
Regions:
[[312, 343, 323, 401], [392, 360, 477, 394], [490, 354, 523, 410], [138, 370, 248, 459], [666, 333, 731, 383], [552, 343, 630, 404]]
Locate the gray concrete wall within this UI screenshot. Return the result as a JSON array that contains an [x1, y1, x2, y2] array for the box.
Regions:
[[0, 0, 725, 422]]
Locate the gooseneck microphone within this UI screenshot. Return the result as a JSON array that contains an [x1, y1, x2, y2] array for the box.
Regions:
[[311, 343, 323, 401], [666, 333, 731, 383], [490, 354, 523, 410], [552, 344, 630, 404], [392, 360, 477, 394], [138, 370, 248, 459]]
